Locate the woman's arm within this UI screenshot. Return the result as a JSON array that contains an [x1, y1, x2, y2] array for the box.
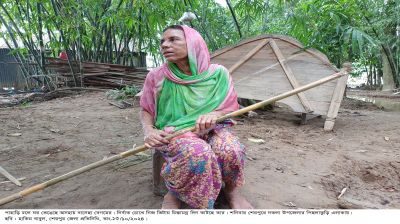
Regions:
[[140, 109, 169, 148]]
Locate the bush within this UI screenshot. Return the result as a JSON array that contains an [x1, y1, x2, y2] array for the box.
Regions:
[[106, 85, 139, 101]]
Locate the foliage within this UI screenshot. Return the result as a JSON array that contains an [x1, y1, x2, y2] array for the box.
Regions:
[[106, 85, 139, 101], [120, 85, 140, 97], [227, 0, 399, 88], [0, 0, 399, 89], [20, 100, 32, 108]]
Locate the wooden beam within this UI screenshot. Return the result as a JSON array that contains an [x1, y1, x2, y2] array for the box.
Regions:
[[234, 52, 305, 84], [300, 113, 307, 125], [324, 63, 351, 131], [269, 39, 313, 113], [228, 39, 269, 74], [152, 150, 167, 196]]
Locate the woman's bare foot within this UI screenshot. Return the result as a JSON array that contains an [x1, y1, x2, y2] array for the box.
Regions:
[[161, 191, 181, 209], [224, 186, 254, 209]]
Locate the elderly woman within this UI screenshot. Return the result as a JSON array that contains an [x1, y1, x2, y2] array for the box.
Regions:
[[140, 25, 252, 209]]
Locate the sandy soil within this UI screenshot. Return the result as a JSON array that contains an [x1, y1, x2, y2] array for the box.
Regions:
[[0, 91, 399, 209]]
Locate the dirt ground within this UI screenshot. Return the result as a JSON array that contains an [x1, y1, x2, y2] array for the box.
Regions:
[[0, 90, 399, 209]]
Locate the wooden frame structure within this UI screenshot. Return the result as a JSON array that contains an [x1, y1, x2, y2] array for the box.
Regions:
[[211, 35, 349, 130]]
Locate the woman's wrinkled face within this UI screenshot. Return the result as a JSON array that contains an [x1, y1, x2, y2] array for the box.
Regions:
[[160, 28, 188, 63]]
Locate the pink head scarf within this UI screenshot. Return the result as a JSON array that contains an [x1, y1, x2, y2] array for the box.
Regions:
[[140, 25, 239, 123]]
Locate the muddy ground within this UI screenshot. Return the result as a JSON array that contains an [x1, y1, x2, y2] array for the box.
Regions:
[[0, 90, 399, 209]]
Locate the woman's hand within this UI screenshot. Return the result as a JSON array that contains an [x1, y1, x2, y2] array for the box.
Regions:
[[144, 127, 170, 148], [195, 111, 223, 134]]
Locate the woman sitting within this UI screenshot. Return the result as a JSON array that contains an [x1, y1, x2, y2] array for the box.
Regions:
[[140, 25, 253, 209]]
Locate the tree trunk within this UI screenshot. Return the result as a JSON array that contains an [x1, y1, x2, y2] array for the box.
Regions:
[[381, 44, 398, 87], [226, 0, 242, 38], [367, 64, 372, 86], [381, 47, 396, 91], [37, 3, 46, 71]]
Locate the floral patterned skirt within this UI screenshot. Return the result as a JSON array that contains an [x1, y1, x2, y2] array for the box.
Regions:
[[158, 124, 245, 209]]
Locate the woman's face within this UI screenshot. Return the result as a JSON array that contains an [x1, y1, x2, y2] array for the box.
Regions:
[[160, 28, 188, 64]]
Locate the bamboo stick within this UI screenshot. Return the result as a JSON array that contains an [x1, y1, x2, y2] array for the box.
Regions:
[[0, 177, 26, 185], [0, 166, 22, 187], [0, 71, 346, 207], [324, 63, 351, 131]]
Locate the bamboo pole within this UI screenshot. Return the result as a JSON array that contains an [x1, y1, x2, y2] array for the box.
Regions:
[[0, 71, 346, 207], [0, 3, 45, 75], [0, 166, 22, 187]]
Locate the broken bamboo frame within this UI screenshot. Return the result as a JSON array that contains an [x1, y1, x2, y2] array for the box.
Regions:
[[0, 70, 347, 207]]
